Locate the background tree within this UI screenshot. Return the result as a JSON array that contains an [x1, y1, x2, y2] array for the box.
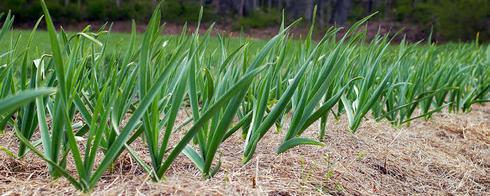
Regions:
[[0, 0, 488, 41]]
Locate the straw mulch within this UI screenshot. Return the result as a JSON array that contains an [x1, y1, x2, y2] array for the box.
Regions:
[[1, 105, 489, 195]]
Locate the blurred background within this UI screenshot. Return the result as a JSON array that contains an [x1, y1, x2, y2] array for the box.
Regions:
[[1, 0, 489, 42]]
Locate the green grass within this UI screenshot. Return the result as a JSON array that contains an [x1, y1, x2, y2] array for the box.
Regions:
[[0, 30, 266, 55]]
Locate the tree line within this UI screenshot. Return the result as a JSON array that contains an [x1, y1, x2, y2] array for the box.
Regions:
[[1, 0, 489, 41]]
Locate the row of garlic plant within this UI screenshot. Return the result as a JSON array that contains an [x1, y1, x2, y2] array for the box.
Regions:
[[0, 1, 489, 192], [0, 12, 56, 141]]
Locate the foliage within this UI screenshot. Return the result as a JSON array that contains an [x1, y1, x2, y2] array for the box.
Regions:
[[393, 0, 490, 41], [235, 9, 281, 30], [432, 0, 490, 41]]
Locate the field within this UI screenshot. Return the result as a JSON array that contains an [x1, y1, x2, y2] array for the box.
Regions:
[[0, 2, 489, 195], [0, 30, 266, 55]]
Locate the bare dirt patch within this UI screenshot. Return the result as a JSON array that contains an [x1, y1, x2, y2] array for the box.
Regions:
[[1, 105, 489, 195], [15, 20, 426, 42]]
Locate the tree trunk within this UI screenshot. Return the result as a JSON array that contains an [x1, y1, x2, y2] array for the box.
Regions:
[[305, 0, 314, 21], [330, 0, 351, 26], [317, 0, 326, 26], [368, 0, 374, 13], [286, 0, 306, 20], [384, 0, 396, 19], [239, 0, 245, 16], [216, 0, 242, 15]]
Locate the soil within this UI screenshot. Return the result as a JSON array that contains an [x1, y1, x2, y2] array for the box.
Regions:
[[14, 20, 428, 42], [0, 105, 489, 195]]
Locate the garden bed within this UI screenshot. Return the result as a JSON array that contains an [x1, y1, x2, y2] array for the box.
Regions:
[[1, 105, 488, 195]]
